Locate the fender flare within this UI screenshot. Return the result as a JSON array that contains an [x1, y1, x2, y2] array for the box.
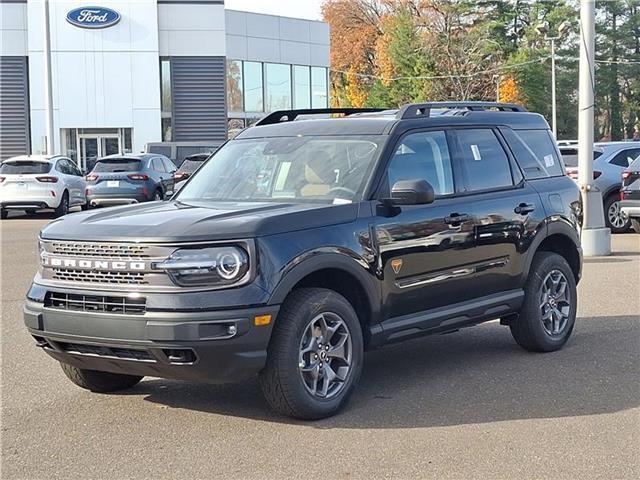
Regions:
[[267, 251, 381, 321], [522, 218, 582, 283]]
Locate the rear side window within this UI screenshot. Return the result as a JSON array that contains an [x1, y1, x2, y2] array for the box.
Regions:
[[386, 131, 454, 196], [92, 159, 142, 172], [515, 130, 565, 177], [455, 129, 513, 191], [162, 157, 176, 172], [0, 161, 51, 174], [609, 148, 640, 168]]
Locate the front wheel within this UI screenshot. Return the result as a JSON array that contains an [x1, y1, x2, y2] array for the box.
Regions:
[[259, 288, 363, 420], [631, 218, 640, 234], [510, 252, 577, 352], [60, 363, 143, 392], [605, 195, 630, 233]]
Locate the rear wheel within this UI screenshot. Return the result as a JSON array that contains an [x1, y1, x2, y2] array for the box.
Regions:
[[605, 194, 630, 233], [54, 191, 69, 218], [60, 363, 143, 393], [511, 252, 577, 352], [259, 288, 363, 419], [153, 189, 163, 201]]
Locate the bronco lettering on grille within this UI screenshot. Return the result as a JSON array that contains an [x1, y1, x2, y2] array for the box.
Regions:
[[42, 256, 147, 271]]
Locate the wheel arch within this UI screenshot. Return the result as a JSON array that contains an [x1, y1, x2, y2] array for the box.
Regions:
[[528, 223, 582, 283], [268, 253, 380, 345]]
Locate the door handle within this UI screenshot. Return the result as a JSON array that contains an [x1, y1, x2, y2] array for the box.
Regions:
[[514, 203, 535, 215], [444, 213, 470, 225]]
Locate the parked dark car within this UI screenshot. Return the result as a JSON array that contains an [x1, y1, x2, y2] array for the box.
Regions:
[[620, 154, 640, 233], [85, 154, 176, 207], [25, 103, 582, 420], [173, 153, 210, 191]]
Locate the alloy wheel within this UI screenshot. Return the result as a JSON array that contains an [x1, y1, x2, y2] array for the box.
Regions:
[[298, 312, 353, 399], [539, 269, 571, 336], [607, 200, 628, 229]]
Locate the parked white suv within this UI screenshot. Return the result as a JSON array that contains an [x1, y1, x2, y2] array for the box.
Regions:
[[0, 155, 86, 219]]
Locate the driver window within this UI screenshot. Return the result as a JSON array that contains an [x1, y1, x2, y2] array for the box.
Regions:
[[386, 131, 454, 196]]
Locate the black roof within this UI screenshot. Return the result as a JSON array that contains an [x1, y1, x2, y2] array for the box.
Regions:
[[237, 102, 550, 139]]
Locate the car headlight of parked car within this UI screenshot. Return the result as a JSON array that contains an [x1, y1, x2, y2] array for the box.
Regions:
[[154, 246, 250, 287]]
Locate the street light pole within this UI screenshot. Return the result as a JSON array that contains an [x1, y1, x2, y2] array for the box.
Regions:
[[578, 0, 610, 256], [550, 38, 557, 137], [43, 0, 55, 155]]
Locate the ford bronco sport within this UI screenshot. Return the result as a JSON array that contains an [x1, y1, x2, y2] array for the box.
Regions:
[[24, 102, 582, 419]]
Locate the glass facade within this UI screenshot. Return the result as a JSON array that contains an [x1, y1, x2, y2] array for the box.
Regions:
[[311, 67, 328, 109], [228, 60, 328, 120], [243, 61, 264, 113], [293, 65, 311, 109]]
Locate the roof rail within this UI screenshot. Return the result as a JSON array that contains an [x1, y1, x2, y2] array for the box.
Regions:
[[254, 108, 388, 126], [397, 102, 527, 120]]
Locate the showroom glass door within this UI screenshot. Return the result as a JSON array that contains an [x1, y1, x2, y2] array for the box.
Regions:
[[79, 134, 120, 173]]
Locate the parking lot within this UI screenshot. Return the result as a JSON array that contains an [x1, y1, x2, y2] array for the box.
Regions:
[[1, 212, 639, 479]]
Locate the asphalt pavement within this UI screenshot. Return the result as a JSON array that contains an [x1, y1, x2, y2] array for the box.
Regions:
[[1, 210, 639, 479]]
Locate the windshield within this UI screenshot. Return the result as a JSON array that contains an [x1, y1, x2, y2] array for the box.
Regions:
[[560, 149, 603, 167], [0, 161, 51, 175], [92, 159, 142, 173], [177, 136, 384, 203], [178, 159, 206, 174]]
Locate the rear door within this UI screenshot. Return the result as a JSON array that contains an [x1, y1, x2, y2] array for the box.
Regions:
[[451, 127, 545, 297]]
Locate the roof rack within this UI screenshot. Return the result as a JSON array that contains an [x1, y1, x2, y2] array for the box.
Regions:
[[397, 102, 527, 120], [254, 108, 388, 126]]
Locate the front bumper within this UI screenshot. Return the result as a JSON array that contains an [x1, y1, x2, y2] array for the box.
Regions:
[[24, 298, 279, 383]]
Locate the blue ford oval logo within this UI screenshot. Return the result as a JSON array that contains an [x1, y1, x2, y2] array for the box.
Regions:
[[66, 6, 120, 29]]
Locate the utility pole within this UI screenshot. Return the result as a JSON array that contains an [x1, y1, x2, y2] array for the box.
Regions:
[[43, 0, 55, 154], [578, 0, 610, 256]]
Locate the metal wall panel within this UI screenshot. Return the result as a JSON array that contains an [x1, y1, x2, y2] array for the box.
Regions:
[[0, 56, 30, 161], [170, 56, 227, 142]]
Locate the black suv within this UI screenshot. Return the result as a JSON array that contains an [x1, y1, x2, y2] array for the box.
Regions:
[[24, 103, 582, 419]]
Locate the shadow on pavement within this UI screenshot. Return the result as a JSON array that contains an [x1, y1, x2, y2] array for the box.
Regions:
[[126, 315, 639, 428]]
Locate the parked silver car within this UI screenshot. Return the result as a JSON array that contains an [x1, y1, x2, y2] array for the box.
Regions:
[[0, 155, 86, 219], [560, 141, 640, 232]]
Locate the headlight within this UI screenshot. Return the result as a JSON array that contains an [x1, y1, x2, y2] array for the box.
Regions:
[[154, 246, 250, 287]]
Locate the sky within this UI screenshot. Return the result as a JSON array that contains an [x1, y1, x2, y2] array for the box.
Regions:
[[225, 0, 324, 21]]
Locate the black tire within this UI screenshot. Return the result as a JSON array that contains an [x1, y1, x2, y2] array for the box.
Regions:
[[604, 194, 631, 233], [510, 252, 577, 352], [259, 288, 364, 420], [153, 189, 163, 201], [54, 191, 69, 218], [631, 218, 640, 234], [81, 203, 90, 211], [1, 208, 7, 220], [60, 362, 143, 393]]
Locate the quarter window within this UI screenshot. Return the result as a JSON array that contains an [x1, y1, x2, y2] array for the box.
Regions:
[[386, 131, 454, 196], [516, 130, 565, 177], [455, 129, 513, 191], [152, 158, 165, 172]]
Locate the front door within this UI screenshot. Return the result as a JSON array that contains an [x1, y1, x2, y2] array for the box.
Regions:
[[374, 130, 478, 321]]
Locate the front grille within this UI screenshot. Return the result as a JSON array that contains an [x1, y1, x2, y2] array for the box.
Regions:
[[45, 291, 146, 315], [58, 342, 155, 362], [52, 268, 148, 285], [49, 241, 150, 258]]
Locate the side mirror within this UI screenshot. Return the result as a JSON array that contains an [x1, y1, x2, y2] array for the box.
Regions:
[[391, 179, 435, 205]]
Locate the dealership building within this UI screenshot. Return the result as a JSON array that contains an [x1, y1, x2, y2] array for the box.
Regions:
[[0, 0, 330, 167]]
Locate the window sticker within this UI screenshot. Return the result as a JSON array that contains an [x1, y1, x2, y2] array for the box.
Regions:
[[544, 154, 554, 167], [470, 144, 482, 161]]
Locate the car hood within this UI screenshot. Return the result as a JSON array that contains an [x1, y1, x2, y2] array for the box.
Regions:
[[40, 199, 360, 242]]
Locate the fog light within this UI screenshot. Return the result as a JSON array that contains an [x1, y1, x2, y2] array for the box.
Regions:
[[227, 325, 237, 336]]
